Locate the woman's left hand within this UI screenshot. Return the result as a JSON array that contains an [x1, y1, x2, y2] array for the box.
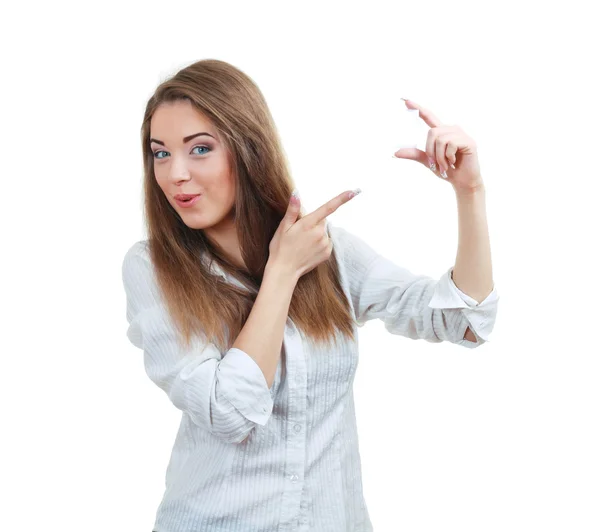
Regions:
[[393, 98, 485, 194]]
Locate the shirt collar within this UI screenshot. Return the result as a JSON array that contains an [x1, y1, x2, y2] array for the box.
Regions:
[[200, 249, 253, 292]]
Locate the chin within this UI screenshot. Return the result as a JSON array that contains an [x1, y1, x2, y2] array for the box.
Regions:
[[180, 205, 233, 231], [182, 218, 211, 230], [180, 211, 222, 231]]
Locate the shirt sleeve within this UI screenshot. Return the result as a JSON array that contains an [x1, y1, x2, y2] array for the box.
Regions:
[[428, 266, 499, 347], [328, 223, 499, 348], [121, 241, 274, 444]]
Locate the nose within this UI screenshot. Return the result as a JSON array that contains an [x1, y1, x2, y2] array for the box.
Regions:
[[168, 172, 192, 185], [167, 157, 192, 183], [169, 175, 192, 186]]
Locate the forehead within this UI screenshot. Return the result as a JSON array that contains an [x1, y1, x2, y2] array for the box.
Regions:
[[150, 100, 215, 137]]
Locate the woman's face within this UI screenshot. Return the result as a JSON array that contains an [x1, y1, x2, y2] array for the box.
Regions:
[[150, 100, 236, 231]]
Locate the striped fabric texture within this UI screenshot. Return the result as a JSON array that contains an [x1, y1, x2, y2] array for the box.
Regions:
[[121, 219, 499, 532]]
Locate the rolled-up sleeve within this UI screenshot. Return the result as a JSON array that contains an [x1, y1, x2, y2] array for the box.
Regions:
[[428, 266, 499, 347], [329, 223, 499, 348], [121, 242, 274, 444]]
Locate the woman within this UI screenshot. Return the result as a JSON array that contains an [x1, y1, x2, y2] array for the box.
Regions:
[[121, 59, 499, 532]]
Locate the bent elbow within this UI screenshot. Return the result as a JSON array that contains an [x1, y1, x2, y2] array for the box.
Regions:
[[172, 385, 272, 444], [463, 327, 478, 342]]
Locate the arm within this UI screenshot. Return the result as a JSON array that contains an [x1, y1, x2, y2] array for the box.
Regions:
[[232, 260, 298, 389], [452, 186, 495, 344], [453, 188, 492, 300], [121, 242, 297, 444], [328, 220, 499, 348], [464, 327, 478, 342]]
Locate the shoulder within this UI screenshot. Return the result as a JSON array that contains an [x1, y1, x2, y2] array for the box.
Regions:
[[121, 239, 164, 312], [326, 220, 350, 250], [122, 239, 150, 270], [123, 239, 150, 261], [121, 239, 154, 289], [326, 220, 367, 251], [327, 221, 377, 262], [326, 220, 382, 281]]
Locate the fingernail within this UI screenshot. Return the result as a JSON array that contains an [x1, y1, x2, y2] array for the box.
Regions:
[[291, 188, 300, 201], [440, 169, 448, 178], [348, 188, 362, 199]]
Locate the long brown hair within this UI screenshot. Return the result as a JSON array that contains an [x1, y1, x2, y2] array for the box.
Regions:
[[139, 58, 356, 354]]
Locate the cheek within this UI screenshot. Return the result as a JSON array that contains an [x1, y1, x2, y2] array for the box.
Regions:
[[155, 176, 168, 193], [208, 175, 236, 203], [214, 185, 236, 208], [203, 182, 233, 206]]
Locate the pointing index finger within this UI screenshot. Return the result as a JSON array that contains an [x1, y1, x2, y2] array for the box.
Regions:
[[302, 190, 359, 227], [403, 99, 442, 129]]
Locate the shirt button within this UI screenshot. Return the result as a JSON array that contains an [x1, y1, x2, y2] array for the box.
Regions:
[[290, 474, 299, 483], [294, 424, 302, 433]]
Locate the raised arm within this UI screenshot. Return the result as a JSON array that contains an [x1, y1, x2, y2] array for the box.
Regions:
[[328, 223, 499, 348]]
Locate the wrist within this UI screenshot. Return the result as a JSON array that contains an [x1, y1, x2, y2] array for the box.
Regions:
[[454, 183, 485, 197], [265, 259, 299, 287]]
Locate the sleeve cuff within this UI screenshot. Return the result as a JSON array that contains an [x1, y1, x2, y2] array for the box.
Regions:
[[217, 347, 274, 426], [428, 266, 499, 342]]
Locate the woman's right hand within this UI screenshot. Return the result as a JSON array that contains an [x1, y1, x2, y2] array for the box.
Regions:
[[267, 188, 361, 281]]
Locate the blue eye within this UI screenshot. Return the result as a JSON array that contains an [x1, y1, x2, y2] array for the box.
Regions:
[[192, 146, 211, 155], [153, 145, 211, 159]]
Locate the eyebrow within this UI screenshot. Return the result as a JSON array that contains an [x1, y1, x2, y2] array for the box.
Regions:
[[149, 132, 215, 146]]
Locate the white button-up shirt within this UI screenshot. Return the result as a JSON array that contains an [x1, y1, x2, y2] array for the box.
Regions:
[[121, 219, 499, 532]]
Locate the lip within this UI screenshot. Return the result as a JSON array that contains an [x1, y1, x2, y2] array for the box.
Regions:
[[175, 194, 202, 208]]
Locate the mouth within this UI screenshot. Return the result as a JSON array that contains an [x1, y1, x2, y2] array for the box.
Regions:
[[175, 194, 202, 207]]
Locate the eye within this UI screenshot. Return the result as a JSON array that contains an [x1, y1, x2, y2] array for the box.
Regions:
[[152, 145, 212, 159], [192, 145, 211, 156]]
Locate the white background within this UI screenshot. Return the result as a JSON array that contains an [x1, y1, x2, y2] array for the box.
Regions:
[[2, 1, 599, 531]]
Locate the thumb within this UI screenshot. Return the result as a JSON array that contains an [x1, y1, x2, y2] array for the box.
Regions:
[[282, 189, 301, 228], [392, 146, 421, 161]]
